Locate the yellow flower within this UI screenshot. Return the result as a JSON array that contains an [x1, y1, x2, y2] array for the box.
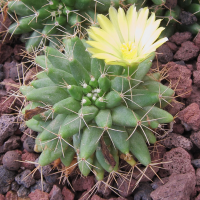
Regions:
[[86, 5, 168, 67]]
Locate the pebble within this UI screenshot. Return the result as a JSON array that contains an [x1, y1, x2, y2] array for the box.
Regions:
[[5, 190, 18, 200], [192, 159, 200, 168], [0, 115, 18, 145], [0, 185, 10, 195], [30, 179, 52, 193], [45, 171, 60, 186], [49, 185, 63, 200], [62, 187, 74, 200], [15, 169, 36, 188], [2, 150, 22, 171], [133, 182, 153, 200], [11, 181, 20, 192], [29, 189, 49, 200], [17, 185, 30, 197], [0, 165, 16, 188], [23, 136, 35, 153]]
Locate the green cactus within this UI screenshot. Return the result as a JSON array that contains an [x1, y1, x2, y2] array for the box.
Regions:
[[20, 32, 174, 179]]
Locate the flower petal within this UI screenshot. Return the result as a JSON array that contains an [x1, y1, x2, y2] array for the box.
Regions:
[[126, 5, 137, 42], [118, 7, 128, 43]]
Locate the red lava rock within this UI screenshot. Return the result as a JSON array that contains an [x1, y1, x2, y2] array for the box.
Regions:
[[3, 61, 17, 80], [28, 189, 49, 200], [0, 194, 4, 200], [194, 32, 200, 49], [161, 132, 193, 150], [0, 115, 18, 145], [0, 135, 21, 153], [165, 62, 192, 98], [165, 0, 177, 8], [190, 131, 200, 149], [156, 43, 174, 64], [173, 123, 185, 135], [0, 89, 7, 99], [5, 190, 18, 200], [162, 147, 194, 175], [165, 41, 178, 53], [196, 168, 200, 185], [21, 150, 39, 170], [179, 11, 197, 25], [174, 41, 199, 61], [187, 86, 200, 108], [49, 185, 63, 200], [193, 70, 200, 87], [62, 187, 74, 200], [150, 172, 196, 200], [117, 177, 137, 197], [169, 32, 193, 45], [196, 193, 200, 200], [24, 67, 43, 85], [165, 99, 185, 116], [108, 197, 127, 200], [178, 103, 200, 131], [2, 150, 22, 171], [3, 78, 19, 93], [72, 176, 95, 192], [0, 45, 14, 64], [186, 64, 194, 72], [91, 195, 106, 200]]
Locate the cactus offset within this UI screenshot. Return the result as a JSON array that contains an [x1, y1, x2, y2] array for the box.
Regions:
[[20, 5, 174, 181]]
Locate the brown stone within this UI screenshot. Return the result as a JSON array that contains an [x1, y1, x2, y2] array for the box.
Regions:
[[162, 147, 194, 175], [165, 62, 192, 98], [190, 131, 200, 149], [28, 189, 49, 200], [150, 172, 196, 200], [194, 31, 200, 49], [178, 103, 200, 131], [5, 191, 18, 200], [165, 41, 178, 53], [174, 41, 199, 61], [21, 150, 39, 170], [169, 32, 193, 45], [72, 176, 95, 192], [62, 187, 74, 200]]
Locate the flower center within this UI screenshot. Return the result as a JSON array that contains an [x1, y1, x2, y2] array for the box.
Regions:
[[121, 41, 137, 60]]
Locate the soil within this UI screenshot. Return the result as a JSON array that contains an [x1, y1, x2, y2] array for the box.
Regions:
[[2, 10, 200, 200]]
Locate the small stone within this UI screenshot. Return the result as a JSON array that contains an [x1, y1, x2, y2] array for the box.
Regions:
[[0, 194, 4, 200], [72, 176, 95, 192], [21, 150, 39, 170], [192, 159, 200, 168], [156, 43, 174, 64], [134, 182, 153, 200], [194, 70, 200, 88], [2, 150, 22, 171], [194, 31, 200, 49], [165, 62, 192, 98], [15, 169, 36, 188], [160, 133, 193, 150], [0, 165, 16, 187], [0, 185, 10, 195], [196, 168, 200, 185], [178, 103, 200, 131], [190, 131, 200, 149], [0, 115, 18, 145], [165, 99, 185, 116], [0, 135, 21, 153], [28, 189, 49, 200], [150, 172, 196, 200], [49, 185, 63, 200], [169, 32, 193, 45], [172, 123, 184, 135], [62, 187, 74, 200], [11, 181, 20, 192], [23, 136, 35, 153], [97, 178, 112, 198], [91, 195, 106, 200], [165, 41, 178, 53], [151, 177, 169, 190], [179, 11, 197, 25], [162, 147, 194, 175], [5, 191, 18, 200], [30, 180, 52, 193], [187, 86, 200, 108], [35, 159, 51, 177], [117, 177, 137, 197], [17, 185, 30, 197], [45, 172, 59, 186], [174, 41, 199, 61]]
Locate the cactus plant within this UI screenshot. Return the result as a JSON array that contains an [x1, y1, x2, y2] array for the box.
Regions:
[[20, 5, 174, 182]]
